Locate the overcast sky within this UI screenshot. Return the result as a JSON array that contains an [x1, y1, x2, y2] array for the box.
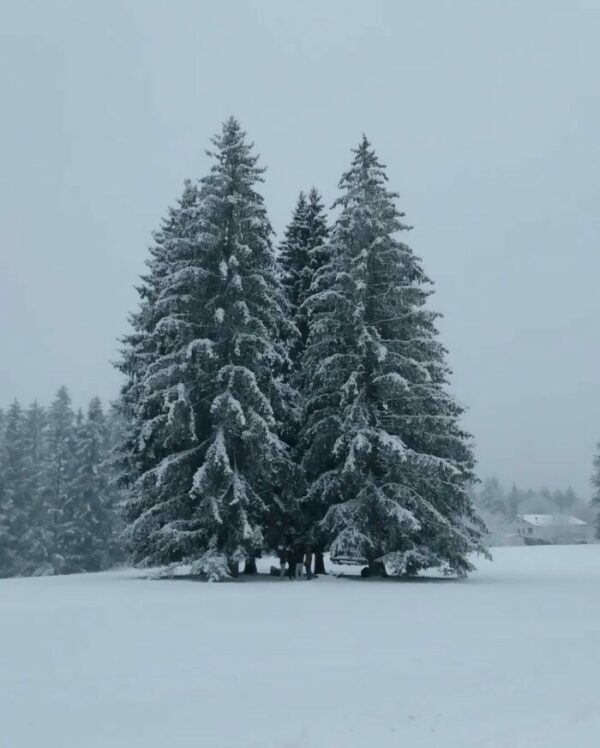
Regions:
[[1, 0, 599, 495]]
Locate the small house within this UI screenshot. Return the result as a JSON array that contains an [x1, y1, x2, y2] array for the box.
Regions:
[[515, 514, 592, 545]]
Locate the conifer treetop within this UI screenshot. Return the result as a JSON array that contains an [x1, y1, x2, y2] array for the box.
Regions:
[[117, 118, 299, 575], [301, 136, 486, 576]]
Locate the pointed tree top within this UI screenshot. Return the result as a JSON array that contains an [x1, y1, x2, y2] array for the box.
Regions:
[[333, 137, 396, 212], [88, 396, 104, 416], [287, 192, 307, 219], [223, 115, 242, 134], [307, 186, 324, 205], [350, 134, 386, 174], [55, 386, 71, 402], [205, 116, 264, 181], [211, 116, 249, 151]]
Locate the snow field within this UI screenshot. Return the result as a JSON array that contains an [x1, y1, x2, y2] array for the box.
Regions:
[[2, 544, 600, 748]]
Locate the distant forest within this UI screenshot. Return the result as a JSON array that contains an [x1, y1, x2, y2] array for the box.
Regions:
[[472, 477, 598, 541], [1, 383, 598, 579], [0, 387, 123, 578]]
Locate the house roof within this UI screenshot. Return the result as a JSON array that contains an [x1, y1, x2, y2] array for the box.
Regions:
[[518, 514, 587, 527]]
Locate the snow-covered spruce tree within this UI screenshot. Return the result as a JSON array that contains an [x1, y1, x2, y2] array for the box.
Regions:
[[59, 398, 114, 572], [118, 118, 298, 578], [39, 386, 77, 574], [280, 188, 330, 372], [104, 401, 127, 563], [0, 401, 29, 576], [181, 118, 299, 575], [20, 400, 48, 574], [279, 189, 330, 570], [117, 179, 206, 568], [300, 137, 487, 577]]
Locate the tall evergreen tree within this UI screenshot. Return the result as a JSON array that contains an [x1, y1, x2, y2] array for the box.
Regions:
[[117, 179, 203, 568], [0, 401, 28, 576], [550, 487, 577, 514], [40, 386, 76, 574], [505, 484, 523, 520], [118, 118, 298, 578], [104, 401, 127, 563], [300, 137, 486, 576], [21, 400, 48, 574], [59, 398, 113, 572], [280, 188, 329, 371], [279, 189, 330, 571]]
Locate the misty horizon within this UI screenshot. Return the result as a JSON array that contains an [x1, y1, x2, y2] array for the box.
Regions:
[[2, 1, 599, 496]]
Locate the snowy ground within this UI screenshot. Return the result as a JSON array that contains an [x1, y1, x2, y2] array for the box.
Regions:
[[2, 545, 600, 748]]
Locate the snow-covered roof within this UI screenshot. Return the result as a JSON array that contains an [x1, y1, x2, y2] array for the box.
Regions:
[[518, 514, 587, 527]]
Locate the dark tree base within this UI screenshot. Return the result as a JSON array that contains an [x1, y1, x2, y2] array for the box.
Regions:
[[361, 560, 388, 578], [314, 552, 327, 575]]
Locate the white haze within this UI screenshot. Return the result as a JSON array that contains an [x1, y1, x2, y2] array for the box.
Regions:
[[1, 0, 599, 495]]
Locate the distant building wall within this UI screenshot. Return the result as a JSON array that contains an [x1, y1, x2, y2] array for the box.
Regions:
[[515, 516, 592, 544]]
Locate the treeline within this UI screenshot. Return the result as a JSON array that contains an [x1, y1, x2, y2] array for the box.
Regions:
[[115, 117, 487, 580], [0, 387, 122, 578], [590, 449, 600, 538], [473, 476, 595, 525]]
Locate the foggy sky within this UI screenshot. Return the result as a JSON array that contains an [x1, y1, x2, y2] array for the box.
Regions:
[[1, 0, 599, 495]]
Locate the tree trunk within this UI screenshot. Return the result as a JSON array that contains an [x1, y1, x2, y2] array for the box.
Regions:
[[228, 559, 240, 578], [314, 551, 326, 575], [368, 559, 387, 577], [243, 557, 258, 575]]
